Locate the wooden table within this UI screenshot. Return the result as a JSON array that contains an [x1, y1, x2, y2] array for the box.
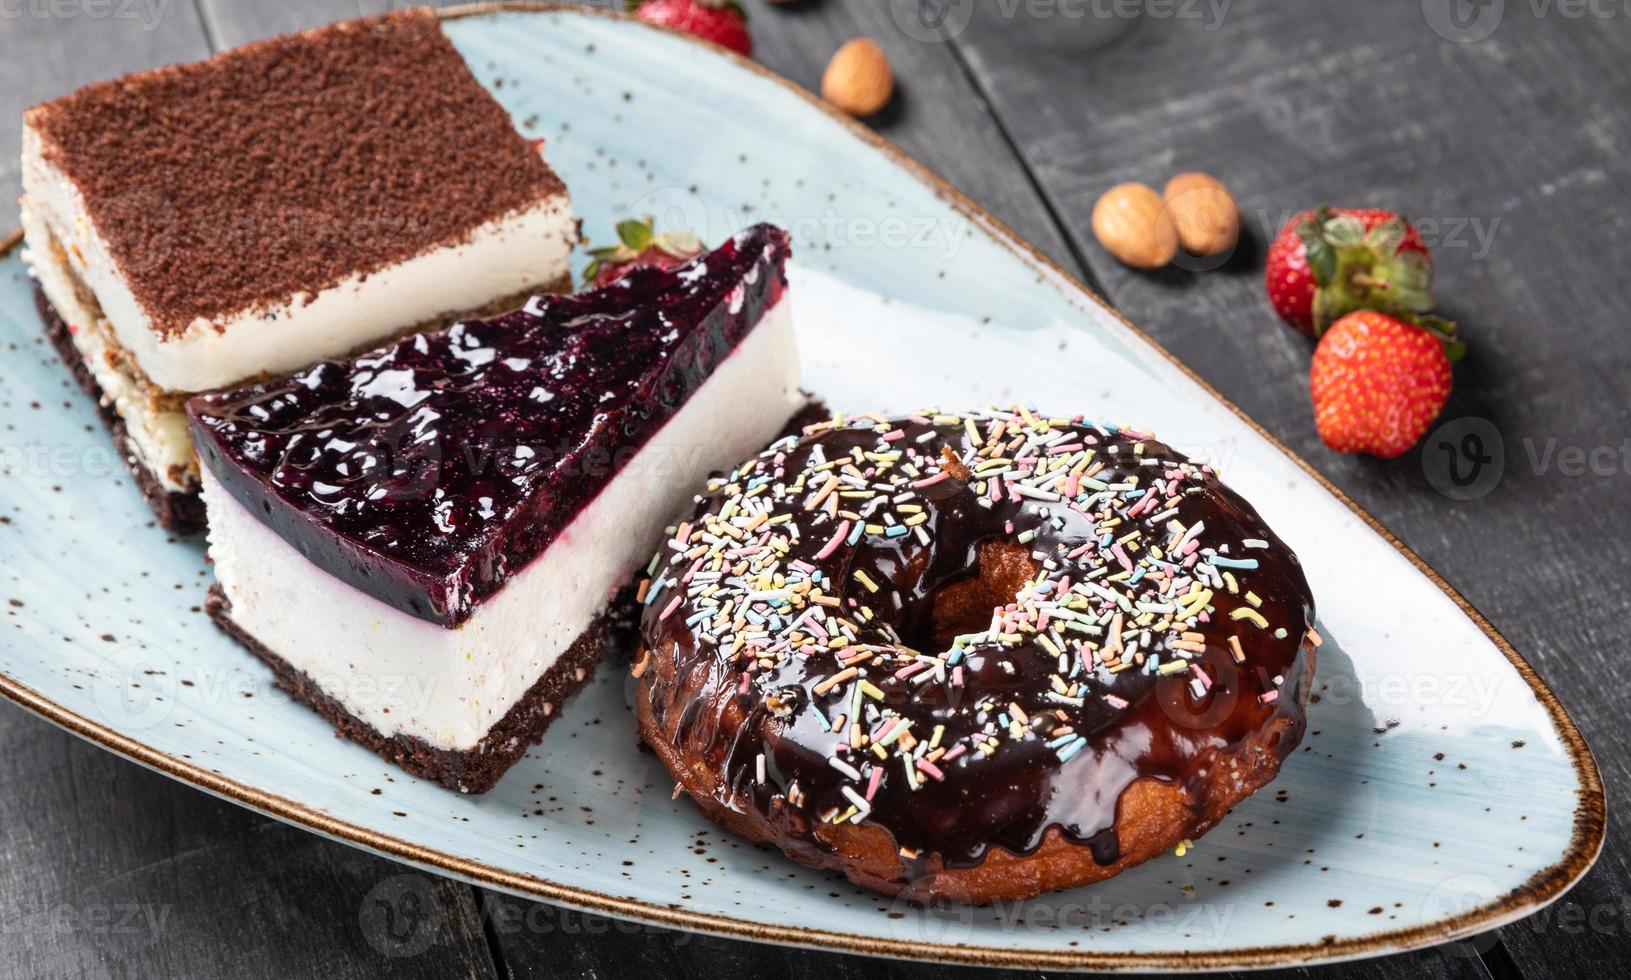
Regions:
[[2, 2, 1625, 976]]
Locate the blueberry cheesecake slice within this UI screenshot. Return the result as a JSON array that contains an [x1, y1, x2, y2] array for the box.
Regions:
[[188, 224, 803, 792]]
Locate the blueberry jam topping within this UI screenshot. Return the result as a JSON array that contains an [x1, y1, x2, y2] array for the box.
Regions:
[[189, 224, 791, 627]]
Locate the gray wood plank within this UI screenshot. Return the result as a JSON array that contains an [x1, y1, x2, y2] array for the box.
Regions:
[[0, 0, 213, 228], [474, 890, 1495, 980], [732, 0, 1080, 272], [0, 705, 498, 979], [939, 1, 1630, 977], [196, 0, 467, 48]]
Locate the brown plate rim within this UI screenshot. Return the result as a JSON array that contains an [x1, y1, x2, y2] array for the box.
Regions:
[[0, 2, 1605, 972]]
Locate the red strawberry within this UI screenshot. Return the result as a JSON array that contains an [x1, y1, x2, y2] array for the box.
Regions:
[[584, 217, 705, 288], [1310, 310, 1464, 458], [1266, 208, 1433, 336], [629, 0, 752, 57]]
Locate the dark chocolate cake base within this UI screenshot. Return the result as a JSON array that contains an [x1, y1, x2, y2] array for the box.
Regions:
[[36, 286, 208, 534], [206, 585, 632, 793]]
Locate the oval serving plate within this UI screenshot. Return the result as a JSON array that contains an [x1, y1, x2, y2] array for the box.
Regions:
[[0, 4, 1603, 971]]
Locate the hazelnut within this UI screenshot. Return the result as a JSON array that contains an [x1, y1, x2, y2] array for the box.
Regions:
[[1091, 183, 1179, 270]]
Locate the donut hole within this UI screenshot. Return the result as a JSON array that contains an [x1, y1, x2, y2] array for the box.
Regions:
[[917, 540, 1041, 651]]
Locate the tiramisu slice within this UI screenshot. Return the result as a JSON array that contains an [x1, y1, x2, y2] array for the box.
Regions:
[[20, 10, 577, 531], [189, 225, 804, 793]]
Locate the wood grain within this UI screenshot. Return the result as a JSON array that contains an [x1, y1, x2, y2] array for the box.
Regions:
[[196, 0, 468, 47], [0, 0, 212, 228], [476, 890, 1498, 980], [941, 2, 1631, 976], [728, 0, 1081, 273], [0, 705, 497, 979], [0, 0, 1623, 977]]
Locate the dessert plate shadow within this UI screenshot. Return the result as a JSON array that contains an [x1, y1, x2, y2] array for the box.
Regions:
[[0, 4, 1602, 972]]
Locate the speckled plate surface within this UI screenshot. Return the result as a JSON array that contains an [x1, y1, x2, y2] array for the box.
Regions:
[[0, 4, 1604, 972]]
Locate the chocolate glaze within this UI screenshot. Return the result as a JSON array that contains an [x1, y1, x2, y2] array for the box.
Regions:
[[640, 412, 1315, 872], [189, 224, 790, 628]]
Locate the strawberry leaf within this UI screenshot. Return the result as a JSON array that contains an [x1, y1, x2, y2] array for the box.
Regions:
[[1311, 288, 1346, 337], [1306, 212, 1435, 334], [1394, 311, 1465, 360], [1322, 214, 1367, 249], [1390, 252, 1433, 295], [1410, 312, 1459, 340], [1366, 216, 1407, 256], [616, 217, 655, 252], [1298, 216, 1336, 287]]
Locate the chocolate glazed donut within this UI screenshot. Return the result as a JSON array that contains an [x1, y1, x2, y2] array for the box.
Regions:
[[634, 408, 1318, 903]]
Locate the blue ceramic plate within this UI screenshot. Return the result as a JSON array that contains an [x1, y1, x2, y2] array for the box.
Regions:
[[0, 5, 1603, 971]]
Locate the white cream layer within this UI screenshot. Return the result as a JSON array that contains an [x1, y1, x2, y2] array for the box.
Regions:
[[21, 122, 577, 394], [203, 300, 802, 754], [20, 203, 195, 492]]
